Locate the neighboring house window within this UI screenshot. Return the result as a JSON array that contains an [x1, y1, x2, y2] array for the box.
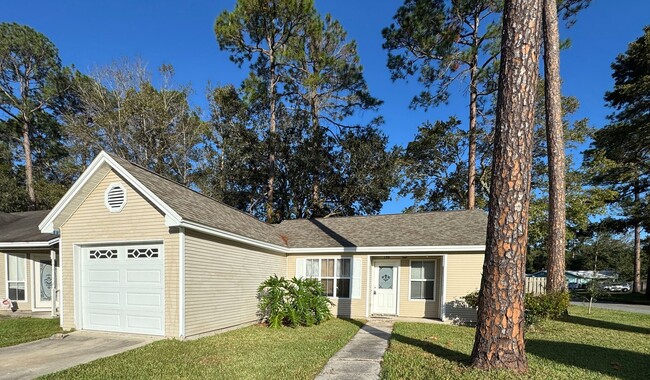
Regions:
[[410, 260, 435, 300], [305, 258, 351, 298], [6, 254, 26, 301]]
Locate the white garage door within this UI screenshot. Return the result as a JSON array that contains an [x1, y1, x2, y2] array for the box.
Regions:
[[81, 244, 164, 335]]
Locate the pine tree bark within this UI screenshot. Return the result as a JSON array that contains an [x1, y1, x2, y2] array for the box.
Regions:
[[266, 43, 278, 223], [470, 0, 542, 372], [543, 0, 567, 293], [22, 119, 36, 209], [467, 12, 479, 210], [633, 183, 641, 293]]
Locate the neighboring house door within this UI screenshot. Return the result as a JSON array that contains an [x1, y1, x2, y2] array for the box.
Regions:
[[372, 260, 399, 315], [80, 244, 164, 335], [33, 254, 54, 310]]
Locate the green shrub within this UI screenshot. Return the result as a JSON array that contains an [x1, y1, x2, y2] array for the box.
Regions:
[[258, 275, 333, 328], [461, 290, 569, 327]]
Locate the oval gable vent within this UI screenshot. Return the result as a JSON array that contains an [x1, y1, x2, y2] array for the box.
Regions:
[[105, 183, 127, 212]]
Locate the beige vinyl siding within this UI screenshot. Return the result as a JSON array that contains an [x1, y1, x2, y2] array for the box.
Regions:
[[444, 252, 484, 322], [286, 254, 367, 318], [184, 230, 285, 337], [398, 258, 442, 318], [58, 168, 179, 337]]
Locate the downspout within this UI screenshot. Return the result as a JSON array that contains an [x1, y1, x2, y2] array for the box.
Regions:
[[440, 254, 448, 321], [179, 227, 185, 339], [50, 249, 57, 317]]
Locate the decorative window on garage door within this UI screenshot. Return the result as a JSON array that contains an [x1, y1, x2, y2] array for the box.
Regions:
[[127, 247, 159, 258], [89, 249, 117, 259]]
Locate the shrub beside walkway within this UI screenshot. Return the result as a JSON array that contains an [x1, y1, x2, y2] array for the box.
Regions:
[[316, 319, 394, 380]]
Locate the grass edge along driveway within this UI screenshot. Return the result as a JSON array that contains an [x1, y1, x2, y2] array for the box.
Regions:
[[40, 318, 362, 380], [381, 306, 650, 380], [0, 316, 61, 348]]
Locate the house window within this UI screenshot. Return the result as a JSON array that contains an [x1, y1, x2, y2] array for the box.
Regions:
[[305, 258, 351, 298], [410, 260, 435, 300], [6, 254, 26, 301]]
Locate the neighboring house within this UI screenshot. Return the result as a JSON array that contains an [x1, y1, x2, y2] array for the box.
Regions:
[[1, 151, 487, 338], [527, 270, 618, 286], [0, 210, 60, 315]]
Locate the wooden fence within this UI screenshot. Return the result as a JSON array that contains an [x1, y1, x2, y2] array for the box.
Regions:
[[525, 277, 546, 295]]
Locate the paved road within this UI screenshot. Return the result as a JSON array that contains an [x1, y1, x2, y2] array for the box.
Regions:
[[570, 301, 650, 314], [0, 331, 159, 380]]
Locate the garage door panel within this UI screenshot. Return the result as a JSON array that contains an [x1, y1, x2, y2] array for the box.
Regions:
[[126, 269, 162, 284], [81, 244, 164, 336], [86, 291, 121, 306], [87, 269, 120, 283], [126, 292, 162, 307], [87, 312, 121, 328]]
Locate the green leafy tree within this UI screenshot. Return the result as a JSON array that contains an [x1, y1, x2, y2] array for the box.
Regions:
[[0, 23, 72, 209], [383, 0, 501, 210], [196, 84, 268, 216], [284, 14, 383, 217], [585, 26, 650, 294], [215, 0, 316, 222], [400, 117, 491, 211]]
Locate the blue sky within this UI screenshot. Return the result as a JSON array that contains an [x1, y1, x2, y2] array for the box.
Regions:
[[3, 0, 650, 213]]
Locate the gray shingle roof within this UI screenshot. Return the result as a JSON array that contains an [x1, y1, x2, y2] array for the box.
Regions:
[[277, 210, 487, 248], [109, 155, 286, 247], [108, 154, 487, 250], [0, 210, 57, 243]]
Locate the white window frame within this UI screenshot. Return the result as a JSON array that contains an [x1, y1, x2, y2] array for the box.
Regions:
[[409, 259, 436, 301], [5, 253, 27, 301], [304, 257, 352, 299]]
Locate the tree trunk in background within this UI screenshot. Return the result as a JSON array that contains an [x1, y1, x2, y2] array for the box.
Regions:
[[22, 120, 36, 209], [633, 219, 641, 293], [470, 0, 542, 372], [266, 46, 278, 223], [467, 17, 479, 210], [543, 0, 567, 293]]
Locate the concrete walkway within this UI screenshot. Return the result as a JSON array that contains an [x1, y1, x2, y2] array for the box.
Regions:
[[316, 319, 394, 380], [0, 331, 160, 380]]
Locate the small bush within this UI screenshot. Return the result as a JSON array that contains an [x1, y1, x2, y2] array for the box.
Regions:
[[525, 291, 570, 322], [258, 275, 333, 328], [462, 290, 569, 327]]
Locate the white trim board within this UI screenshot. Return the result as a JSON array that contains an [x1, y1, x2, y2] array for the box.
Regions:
[[0, 238, 60, 249]]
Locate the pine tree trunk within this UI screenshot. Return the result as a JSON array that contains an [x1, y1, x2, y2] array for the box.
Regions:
[[633, 220, 641, 293], [645, 260, 650, 299], [467, 25, 478, 210], [266, 47, 277, 223], [22, 119, 36, 209], [470, 0, 542, 372], [543, 0, 567, 293]]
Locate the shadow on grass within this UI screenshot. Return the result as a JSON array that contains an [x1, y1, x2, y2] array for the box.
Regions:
[[561, 315, 650, 335], [391, 333, 471, 365], [527, 340, 650, 379]]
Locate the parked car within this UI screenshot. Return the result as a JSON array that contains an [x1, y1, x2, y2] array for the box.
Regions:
[[607, 283, 631, 292]]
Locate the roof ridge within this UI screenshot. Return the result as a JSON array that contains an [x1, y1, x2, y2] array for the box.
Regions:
[[278, 209, 486, 224], [107, 153, 276, 228]]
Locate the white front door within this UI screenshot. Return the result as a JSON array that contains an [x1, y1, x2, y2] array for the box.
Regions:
[[33, 254, 54, 309], [80, 244, 164, 335], [372, 260, 399, 315]]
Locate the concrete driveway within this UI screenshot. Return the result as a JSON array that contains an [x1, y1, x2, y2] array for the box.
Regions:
[[0, 331, 160, 380], [571, 301, 650, 314]]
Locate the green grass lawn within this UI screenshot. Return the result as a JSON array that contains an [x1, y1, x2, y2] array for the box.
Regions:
[[0, 316, 61, 348], [40, 318, 362, 380], [382, 306, 650, 380]]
